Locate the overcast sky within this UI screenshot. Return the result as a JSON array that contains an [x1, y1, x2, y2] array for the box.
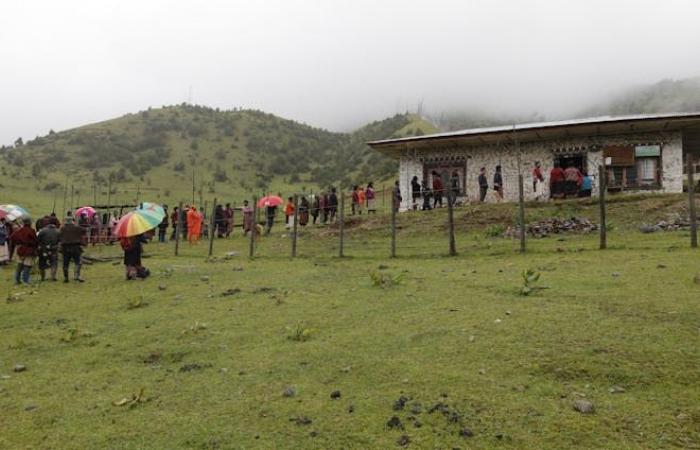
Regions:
[[1, 0, 699, 145]]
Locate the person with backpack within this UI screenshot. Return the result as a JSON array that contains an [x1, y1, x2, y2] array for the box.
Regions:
[[37, 221, 60, 281], [0, 218, 10, 265], [121, 233, 150, 280], [59, 216, 85, 283]]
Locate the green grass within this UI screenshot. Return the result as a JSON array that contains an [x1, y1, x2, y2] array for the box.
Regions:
[[1, 201, 700, 449]]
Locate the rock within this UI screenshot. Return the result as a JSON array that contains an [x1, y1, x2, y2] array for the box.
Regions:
[[232, 267, 244, 272], [397, 435, 410, 446], [478, 368, 486, 375], [308, 431, 318, 437], [611, 272, 620, 277], [393, 395, 409, 411], [220, 288, 241, 297], [224, 251, 239, 258], [494, 319, 502, 324], [347, 404, 355, 413], [694, 273, 700, 284], [609, 386, 626, 394], [282, 386, 297, 398], [656, 264, 667, 269], [459, 427, 474, 438], [289, 415, 312, 426], [505, 310, 511, 315], [340, 366, 351, 373], [158, 284, 167, 291], [468, 335, 475, 342], [13, 364, 26, 373], [410, 403, 422, 415], [200, 276, 210, 282], [330, 390, 341, 399], [24, 405, 37, 411], [676, 412, 690, 421], [573, 399, 595, 414], [386, 415, 404, 430]]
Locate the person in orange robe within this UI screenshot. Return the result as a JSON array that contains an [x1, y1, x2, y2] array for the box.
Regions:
[[187, 206, 202, 244]]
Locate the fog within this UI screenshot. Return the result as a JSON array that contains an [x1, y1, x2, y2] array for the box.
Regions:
[[1, 0, 699, 144]]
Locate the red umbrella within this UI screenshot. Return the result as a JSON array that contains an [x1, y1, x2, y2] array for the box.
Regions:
[[257, 195, 283, 208]]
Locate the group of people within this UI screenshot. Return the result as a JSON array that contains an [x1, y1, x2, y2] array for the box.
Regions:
[[0, 213, 87, 284], [547, 162, 592, 199]]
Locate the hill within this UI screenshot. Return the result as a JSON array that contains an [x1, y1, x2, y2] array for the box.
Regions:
[[0, 105, 432, 212]]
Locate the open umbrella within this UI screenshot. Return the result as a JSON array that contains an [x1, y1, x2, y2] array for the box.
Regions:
[[75, 206, 96, 219], [112, 210, 161, 238], [257, 195, 283, 209], [0, 204, 30, 221], [134, 202, 165, 222]]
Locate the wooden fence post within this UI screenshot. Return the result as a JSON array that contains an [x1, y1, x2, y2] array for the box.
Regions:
[[447, 191, 456, 256], [175, 201, 183, 256], [518, 174, 526, 253], [339, 192, 345, 257], [249, 196, 257, 258], [598, 165, 607, 250], [688, 157, 697, 248], [208, 197, 217, 257], [391, 192, 397, 258], [292, 194, 299, 257]]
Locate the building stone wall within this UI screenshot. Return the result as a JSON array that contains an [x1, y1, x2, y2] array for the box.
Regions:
[[396, 131, 683, 208]]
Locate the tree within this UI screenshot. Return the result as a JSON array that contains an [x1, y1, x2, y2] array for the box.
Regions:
[[14, 137, 23, 147]]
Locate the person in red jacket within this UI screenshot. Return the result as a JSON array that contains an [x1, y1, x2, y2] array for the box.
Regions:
[[432, 171, 444, 208], [549, 162, 566, 199], [10, 218, 39, 285]]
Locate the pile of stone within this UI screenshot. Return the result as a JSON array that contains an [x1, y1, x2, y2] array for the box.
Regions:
[[504, 217, 597, 239], [639, 214, 690, 233]]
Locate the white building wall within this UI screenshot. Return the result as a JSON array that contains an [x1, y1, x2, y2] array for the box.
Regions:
[[395, 131, 683, 206]]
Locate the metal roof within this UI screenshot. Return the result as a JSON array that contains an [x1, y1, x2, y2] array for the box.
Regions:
[[367, 112, 700, 157]]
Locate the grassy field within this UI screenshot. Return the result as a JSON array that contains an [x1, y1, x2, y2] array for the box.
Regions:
[[1, 197, 700, 449]]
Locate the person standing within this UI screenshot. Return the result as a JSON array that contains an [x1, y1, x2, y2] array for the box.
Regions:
[[242, 200, 253, 236], [432, 170, 444, 208], [0, 218, 10, 265], [564, 164, 583, 197], [449, 171, 460, 206], [357, 186, 366, 215], [478, 167, 489, 202], [579, 170, 593, 197], [392, 180, 402, 212], [59, 216, 85, 283], [170, 207, 179, 240], [328, 188, 338, 223], [265, 202, 277, 234], [299, 196, 309, 226], [549, 162, 565, 199], [10, 218, 38, 285], [318, 192, 327, 224], [532, 161, 545, 201], [214, 204, 225, 238], [37, 221, 60, 281], [493, 165, 504, 202], [310, 195, 320, 225], [158, 205, 169, 243], [411, 175, 422, 211], [187, 206, 202, 244], [421, 179, 432, 210], [224, 203, 234, 237], [351, 186, 359, 215], [180, 205, 189, 239], [284, 197, 295, 228], [366, 182, 376, 214]]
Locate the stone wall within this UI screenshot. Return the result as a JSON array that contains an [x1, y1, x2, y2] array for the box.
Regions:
[[396, 131, 683, 207]]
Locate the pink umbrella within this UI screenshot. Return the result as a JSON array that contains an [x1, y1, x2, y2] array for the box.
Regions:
[[75, 206, 96, 219]]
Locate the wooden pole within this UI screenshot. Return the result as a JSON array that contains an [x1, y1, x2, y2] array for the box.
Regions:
[[107, 178, 112, 209], [391, 190, 397, 258], [447, 190, 456, 256], [70, 184, 74, 211], [598, 165, 607, 250], [688, 157, 697, 248], [208, 197, 217, 257], [61, 175, 68, 216], [339, 192, 345, 257], [231, 201, 236, 236], [192, 169, 196, 205], [292, 194, 299, 257], [518, 173, 526, 253], [249, 196, 257, 258], [175, 201, 183, 256]]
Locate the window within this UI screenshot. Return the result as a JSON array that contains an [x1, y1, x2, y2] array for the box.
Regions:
[[604, 145, 661, 189]]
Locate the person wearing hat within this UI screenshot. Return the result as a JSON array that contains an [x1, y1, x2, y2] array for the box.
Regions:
[[9, 218, 39, 285], [59, 216, 86, 282]]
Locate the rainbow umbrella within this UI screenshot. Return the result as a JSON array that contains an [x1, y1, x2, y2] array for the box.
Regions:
[[134, 202, 165, 222], [75, 206, 96, 219], [113, 210, 161, 238], [0, 204, 30, 221]]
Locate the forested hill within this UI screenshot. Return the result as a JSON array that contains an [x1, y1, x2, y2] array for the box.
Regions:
[[581, 77, 700, 116], [0, 105, 437, 201]]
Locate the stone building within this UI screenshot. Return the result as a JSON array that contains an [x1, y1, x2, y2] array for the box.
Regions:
[[368, 112, 700, 210]]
